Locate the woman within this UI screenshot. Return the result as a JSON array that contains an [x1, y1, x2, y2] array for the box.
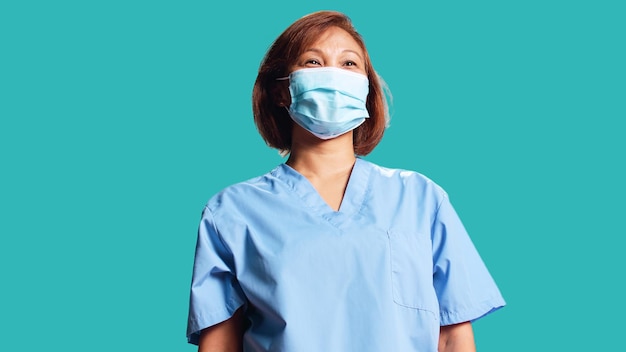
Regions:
[[187, 10, 505, 352]]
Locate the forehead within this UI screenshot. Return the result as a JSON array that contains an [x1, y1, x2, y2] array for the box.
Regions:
[[304, 26, 364, 54]]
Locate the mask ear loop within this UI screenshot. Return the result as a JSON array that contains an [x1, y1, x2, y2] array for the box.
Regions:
[[275, 76, 290, 107]]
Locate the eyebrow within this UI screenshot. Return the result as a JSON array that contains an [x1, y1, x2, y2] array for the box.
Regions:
[[303, 48, 364, 62]]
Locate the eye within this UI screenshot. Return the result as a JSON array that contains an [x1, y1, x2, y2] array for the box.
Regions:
[[305, 59, 322, 66]]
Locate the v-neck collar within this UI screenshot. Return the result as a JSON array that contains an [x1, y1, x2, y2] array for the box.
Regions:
[[272, 157, 371, 227]]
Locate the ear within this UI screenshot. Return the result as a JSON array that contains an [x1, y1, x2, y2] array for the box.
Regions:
[[271, 80, 291, 107]]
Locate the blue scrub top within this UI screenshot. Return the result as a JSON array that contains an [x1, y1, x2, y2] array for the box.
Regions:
[[187, 158, 505, 351]]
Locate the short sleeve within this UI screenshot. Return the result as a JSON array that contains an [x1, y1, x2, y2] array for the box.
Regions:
[[186, 207, 247, 345], [431, 194, 505, 326]]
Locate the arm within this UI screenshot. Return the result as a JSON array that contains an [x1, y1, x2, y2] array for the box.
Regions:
[[198, 307, 246, 352], [438, 321, 476, 352]]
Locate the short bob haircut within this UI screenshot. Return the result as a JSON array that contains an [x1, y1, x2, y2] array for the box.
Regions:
[[252, 11, 390, 156]]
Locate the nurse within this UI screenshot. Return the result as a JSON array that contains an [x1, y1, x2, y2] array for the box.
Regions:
[[187, 10, 505, 352]]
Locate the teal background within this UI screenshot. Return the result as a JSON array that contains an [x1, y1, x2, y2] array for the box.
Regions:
[[1, 0, 624, 350]]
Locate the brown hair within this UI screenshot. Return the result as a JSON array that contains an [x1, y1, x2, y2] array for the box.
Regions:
[[252, 10, 390, 156]]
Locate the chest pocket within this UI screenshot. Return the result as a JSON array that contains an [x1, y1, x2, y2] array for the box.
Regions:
[[387, 230, 439, 317]]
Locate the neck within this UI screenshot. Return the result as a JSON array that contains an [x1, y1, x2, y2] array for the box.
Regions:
[[286, 128, 356, 178]]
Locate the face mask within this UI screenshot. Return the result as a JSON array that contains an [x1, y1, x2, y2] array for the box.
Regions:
[[279, 67, 370, 140]]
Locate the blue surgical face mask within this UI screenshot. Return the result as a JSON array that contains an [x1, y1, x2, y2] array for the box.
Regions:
[[278, 67, 370, 140]]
